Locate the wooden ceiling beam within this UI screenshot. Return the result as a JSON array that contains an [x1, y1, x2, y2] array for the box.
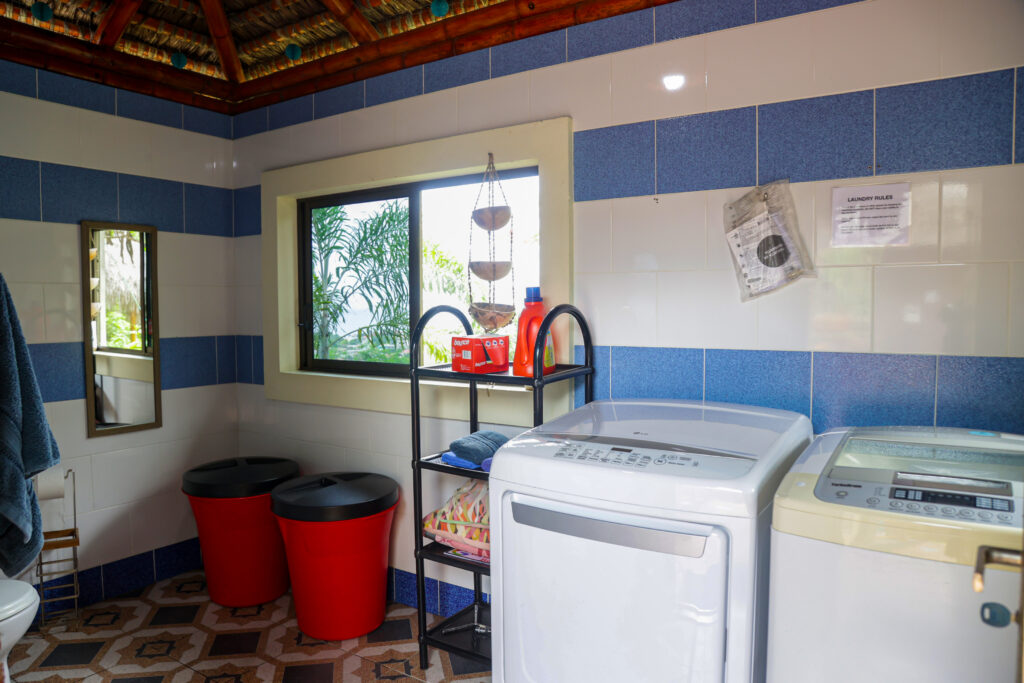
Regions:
[[319, 0, 377, 45], [197, 0, 244, 82], [234, 0, 674, 108], [0, 16, 233, 100], [94, 0, 145, 47]]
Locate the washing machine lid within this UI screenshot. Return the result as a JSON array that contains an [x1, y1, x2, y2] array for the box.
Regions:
[[490, 400, 812, 517], [774, 426, 1024, 566], [0, 580, 38, 622]]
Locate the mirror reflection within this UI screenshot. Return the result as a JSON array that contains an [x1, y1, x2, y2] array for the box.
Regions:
[[80, 221, 161, 436]]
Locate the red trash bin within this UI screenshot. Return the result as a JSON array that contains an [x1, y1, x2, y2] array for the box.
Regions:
[[182, 457, 299, 607], [272, 472, 400, 640]]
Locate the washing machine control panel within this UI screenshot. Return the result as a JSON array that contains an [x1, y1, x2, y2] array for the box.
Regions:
[[543, 437, 756, 480], [814, 476, 1021, 527]]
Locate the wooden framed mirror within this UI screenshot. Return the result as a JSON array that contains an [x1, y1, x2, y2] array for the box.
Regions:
[[80, 221, 161, 437]]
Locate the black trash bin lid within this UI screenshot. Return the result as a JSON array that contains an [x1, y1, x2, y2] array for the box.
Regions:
[[182, 457, 299, 498], [271, 472, 400, 522]]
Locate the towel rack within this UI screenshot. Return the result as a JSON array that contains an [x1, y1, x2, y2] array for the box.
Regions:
[[35, 469, 81, 626]]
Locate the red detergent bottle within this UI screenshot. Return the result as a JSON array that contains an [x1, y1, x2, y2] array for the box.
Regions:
[[513, 287, 556, 377]]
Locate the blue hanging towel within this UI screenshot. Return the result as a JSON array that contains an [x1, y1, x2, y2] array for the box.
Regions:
[[448, 430, 509, 466], [0, 273, 61, 576]]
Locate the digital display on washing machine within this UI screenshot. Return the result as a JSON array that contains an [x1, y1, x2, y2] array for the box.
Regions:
[[891, 488, 1014, 512]]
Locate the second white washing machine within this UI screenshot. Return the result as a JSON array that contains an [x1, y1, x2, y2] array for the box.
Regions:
[[489, 399, 812, 683]]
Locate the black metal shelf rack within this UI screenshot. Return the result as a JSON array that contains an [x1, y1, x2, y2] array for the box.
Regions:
[[409, 303, 595, 670]]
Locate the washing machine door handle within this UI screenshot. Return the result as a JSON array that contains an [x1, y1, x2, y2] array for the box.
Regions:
[[974, 545, 1022, 594]]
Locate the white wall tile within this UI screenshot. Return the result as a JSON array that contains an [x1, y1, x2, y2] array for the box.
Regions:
[[574, 200, 612, 274], [91, 442, 175, 508], [530, 56, 612, 132], [337, 104, 397, 158], [610, 35, 706, 126], [391, 89, 460, 147], [234, 284, 262, 335], [940, 165, 1024, 263], [812, 0, 941, 95], [458, 72, 532, 134], [939, 0, 1024, 76], [0, 220, 80, 283], [78, 503, 133, 569], [611, 193, 705, 272], [233, 236, 262, 287], [43, 283, 83, 342], [874, 263, 1010, 355], [7, 282, 46, 343], [705, 14, 816, 110], [814, 173, 941, 266], [1011, 263, 1024, 357], [129, 490, 198, 555], [757, 266, 873, 352], [159, 234, 235, 287], [656, 269, 758, 349], [705, 186, 755, 269], [159, 285, 233, 336], [574, 272, 657, 346]]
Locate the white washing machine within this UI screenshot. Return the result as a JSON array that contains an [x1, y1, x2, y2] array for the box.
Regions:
[[489, 399, 812, 683], [768, 426, 1024, 683]]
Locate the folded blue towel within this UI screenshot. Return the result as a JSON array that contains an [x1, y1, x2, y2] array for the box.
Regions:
[[0, 274, 61, 575], [449, 430, 509, 466], [440, 451, 481, 470], [481, 457, 493, 473]]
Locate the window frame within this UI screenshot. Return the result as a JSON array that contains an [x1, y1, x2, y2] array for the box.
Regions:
[[296, 166, 539, 378]]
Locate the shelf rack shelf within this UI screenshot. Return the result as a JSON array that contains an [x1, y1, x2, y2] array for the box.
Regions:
[[408, 303, 594, 670]]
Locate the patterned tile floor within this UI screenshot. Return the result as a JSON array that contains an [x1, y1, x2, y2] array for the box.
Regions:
[[10, 571, 491, 683]]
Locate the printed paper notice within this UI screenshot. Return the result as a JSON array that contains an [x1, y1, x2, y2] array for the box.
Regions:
[[831, 182, 911, 247]]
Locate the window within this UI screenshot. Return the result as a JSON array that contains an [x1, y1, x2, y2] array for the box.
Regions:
[[297, 168, 539, 377], [91, 228, 153, 354]]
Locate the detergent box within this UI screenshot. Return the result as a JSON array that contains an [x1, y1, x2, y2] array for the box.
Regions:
[[451, 335, 509, 374]]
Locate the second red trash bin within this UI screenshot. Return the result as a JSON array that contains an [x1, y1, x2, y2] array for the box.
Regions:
[[183, 457, 299, 607], [271, 472, 400, 640]]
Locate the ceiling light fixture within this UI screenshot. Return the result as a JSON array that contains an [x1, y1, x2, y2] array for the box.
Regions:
[[662, 74, 685, 91], [430, 0, 449, 17]]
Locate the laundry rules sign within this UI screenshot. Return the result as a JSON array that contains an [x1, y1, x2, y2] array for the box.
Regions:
[[831, 182, 911, 247]]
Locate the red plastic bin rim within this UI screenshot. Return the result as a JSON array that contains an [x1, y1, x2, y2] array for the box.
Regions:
[[271, 472, 400, 522], [182, 457, 299, 498]]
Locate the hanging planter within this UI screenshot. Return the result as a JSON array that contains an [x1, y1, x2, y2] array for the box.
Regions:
[[467, 152, 516, 332]]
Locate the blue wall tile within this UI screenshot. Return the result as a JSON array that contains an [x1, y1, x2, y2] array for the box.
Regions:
[[876, 69, 1014, 174], [236, 335, 253, 384], [314, 82, 364, 119], [656, 0, 754, 42], [757, 0, 861, 22], [1016, 68, 1024, 165], [233, 107, 268, 139], [28, 342, 85, 402], [658, 107, 756, 193], [759, 90, 873, 183], [575, 344, 611, 407], [439, 581, 475, 618], [568, 9, 654, 61], [216, 335, 237, 384], [610, 347, 703, 400], [706, 349, 811, 415], [269, 94, 314, 130], [425, 50, 490, 93], [41, 163, 118, 224], [233, 185, 261, 237], [102, 551, 154, 599], [117, 90, 182, 128], [812, 352, 936, 433], [366, 66, 423, 107], [154, 538, 202, 581], [0, 60, 36, 98], [253, 336, 264, 385], [184, 184, 233, 237], [78, 566, 103, 607], [183, 106, 232, 139], [0, 155, 41, 221], [574, 122, 656, 200], [161, 336, 217, 389], [394, 568, 439, 614], [118, 174, 183, 232], [491, 31, 566, 78], [38, 71, 115, 115], [936, 356, 1024, 435]]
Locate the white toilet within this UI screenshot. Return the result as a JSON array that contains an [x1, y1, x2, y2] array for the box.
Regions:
[[0, 580, 39, 683]]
